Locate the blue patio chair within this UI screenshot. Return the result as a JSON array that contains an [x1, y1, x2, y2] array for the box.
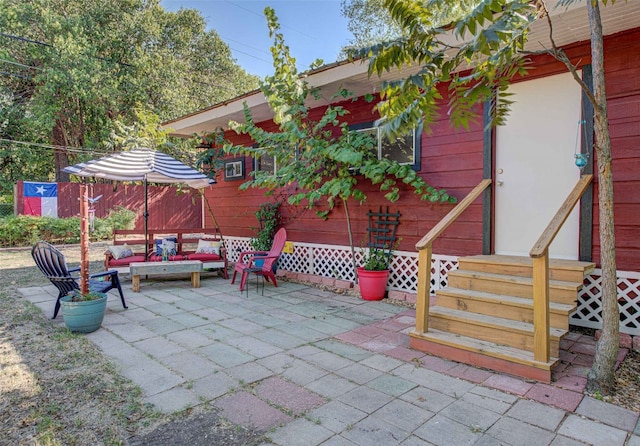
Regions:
[[31, 241, 127, 319]]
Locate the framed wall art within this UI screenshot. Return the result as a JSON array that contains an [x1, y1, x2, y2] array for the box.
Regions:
[[224, 158, 245, 181]]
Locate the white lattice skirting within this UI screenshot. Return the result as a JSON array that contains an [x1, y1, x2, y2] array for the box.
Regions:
[[223, 237, 640, 335], [571, 269, 640, 336]]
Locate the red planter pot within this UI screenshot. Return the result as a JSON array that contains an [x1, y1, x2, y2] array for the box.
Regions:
[[357, 267, 389, 301]]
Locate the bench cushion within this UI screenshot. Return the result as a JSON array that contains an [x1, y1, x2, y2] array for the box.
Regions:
[[107, 245, 135, 260], [185, 253, 222, 262], [148, 254, 185, 262], [195, 239, 221, 255], [154, 237, 178, 255], [108, 254, 147, 266]]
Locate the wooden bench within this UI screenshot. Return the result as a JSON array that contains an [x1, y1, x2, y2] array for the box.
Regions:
[[130, 260, 203, 292], [105, 228, 228, 279]]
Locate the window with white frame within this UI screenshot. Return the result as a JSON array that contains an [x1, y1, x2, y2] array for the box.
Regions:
[[254, 145, 300, 175], [350, 122, 421, 169]]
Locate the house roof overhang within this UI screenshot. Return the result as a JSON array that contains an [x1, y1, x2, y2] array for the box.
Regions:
[[162, 1, 640, 138]]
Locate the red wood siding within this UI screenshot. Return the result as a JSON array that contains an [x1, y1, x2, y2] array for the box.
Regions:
[[205, 95, 485, 255], [204, 27, 640, 271], [591, 30, 640, 271]]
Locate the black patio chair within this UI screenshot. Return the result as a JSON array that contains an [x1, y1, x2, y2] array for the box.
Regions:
[[31, 241, 127, 319]]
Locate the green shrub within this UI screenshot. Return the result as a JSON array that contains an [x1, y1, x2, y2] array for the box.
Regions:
[[105, 206, 137, 231], [38, 216, 81, 244], [0, 215, 42, 247], [91, 206, 136, 240], [0, 207, 137, 248]]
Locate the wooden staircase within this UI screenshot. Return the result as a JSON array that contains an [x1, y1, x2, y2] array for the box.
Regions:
[[409, 255, 595, 382]]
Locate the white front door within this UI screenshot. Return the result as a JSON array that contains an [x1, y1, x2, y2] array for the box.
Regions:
[[494, 71, 582, 260]]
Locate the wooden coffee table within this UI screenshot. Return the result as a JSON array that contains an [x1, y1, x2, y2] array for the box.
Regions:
[[130, 260, 203, 292]]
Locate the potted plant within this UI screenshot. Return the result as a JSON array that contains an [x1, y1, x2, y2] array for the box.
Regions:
[[250, 202, 281, 267], [357, 247, 391, 301], [60, 290, 108, 333]]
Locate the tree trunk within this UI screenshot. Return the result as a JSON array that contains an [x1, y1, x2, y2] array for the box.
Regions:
[[585, 0, 619, 395], [52, 120, 71, 182], [343, 200, 358, 284]]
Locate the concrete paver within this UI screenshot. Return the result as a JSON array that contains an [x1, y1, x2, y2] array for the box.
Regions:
[[140, 317, 186, 335], [306, 373, 360, 399], [255, 377, 327, 415], [214, 391, 292, 431], [134, 336, 185, 358], [337, 386, 395, 414], [226, 361, 274, 385], [366, 374, 417, 397], [526, 383, 585, 412], [371, 398, 434, 432], [160, 350, 220, 380], [307, 400, 368, 433], [145, 386, 201, 414], [414, 413, 483, 446], [191, 371, 237, 400], [627, 435, 640, 446], [576, 396, 640, 431], [20, 277, 640, 446], [558, 414, 628, 446], [340, 415, 411, 446], [268, 417, 335, 446], [550, 435, 591, 446], [486, 416, 556, 446], [507, 399, 566, 431]]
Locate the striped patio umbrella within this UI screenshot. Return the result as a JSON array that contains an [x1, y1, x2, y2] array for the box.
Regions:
[[64, 147, 214, 188], [63, 148, 215, 290]]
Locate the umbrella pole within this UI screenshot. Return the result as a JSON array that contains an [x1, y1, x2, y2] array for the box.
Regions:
[[80, 182, 90, 294], [144, 176, 149, 253]]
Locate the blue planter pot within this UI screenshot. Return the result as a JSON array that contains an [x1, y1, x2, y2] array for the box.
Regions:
[[253, 252, 267, 268], [60, 292, 108, 333]]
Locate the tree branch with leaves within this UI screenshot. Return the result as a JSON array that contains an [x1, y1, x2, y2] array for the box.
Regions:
[[353, 0, 620, 395], [201, 6, 454, 281]]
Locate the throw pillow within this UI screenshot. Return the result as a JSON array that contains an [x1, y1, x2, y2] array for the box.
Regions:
[[108, 244, 134, 260], [195, 239, 221, 255], [155, 237, 177, 256]]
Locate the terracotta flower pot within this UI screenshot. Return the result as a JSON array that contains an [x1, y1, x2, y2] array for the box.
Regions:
[[357, 267, 389, 301]]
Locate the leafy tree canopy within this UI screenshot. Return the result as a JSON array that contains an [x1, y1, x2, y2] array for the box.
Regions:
[[351, 0, 538, 138], [340, 0, 481, 53], [211, 6, 453, 214], [0, 0, 258, 196], [200, 6, 453, 277]]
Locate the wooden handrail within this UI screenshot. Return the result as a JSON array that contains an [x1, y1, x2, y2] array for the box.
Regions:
[[416, 179, 492, 250], [414, 178, 491, 333], [529, 175, 593, 258], [529, 174, 593, 363]]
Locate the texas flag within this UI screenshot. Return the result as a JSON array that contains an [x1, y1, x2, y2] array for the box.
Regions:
[[23, 181, 58, 217]]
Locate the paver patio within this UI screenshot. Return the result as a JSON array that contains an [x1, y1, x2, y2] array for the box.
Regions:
[[20, 274, 640, 446]]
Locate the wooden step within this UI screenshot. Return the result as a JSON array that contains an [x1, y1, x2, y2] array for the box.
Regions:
[[447, 270, 581, 305], [409, 328, 559, 383], [436, 288, 576, 330], [428, 306, 565, 357], [458, 255, 595, 283]]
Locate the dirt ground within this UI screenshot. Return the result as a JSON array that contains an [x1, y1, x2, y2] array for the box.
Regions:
[[0, 243, 637, 445]]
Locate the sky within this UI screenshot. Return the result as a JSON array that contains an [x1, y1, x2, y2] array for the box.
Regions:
[[160, 0, 353, 79]]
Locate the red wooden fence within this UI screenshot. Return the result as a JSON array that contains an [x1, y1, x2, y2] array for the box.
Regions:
[[15, 181, 203, 230]]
